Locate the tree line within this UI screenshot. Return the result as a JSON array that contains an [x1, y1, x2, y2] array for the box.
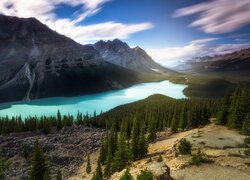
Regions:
[[92, 94, 219, 135], [217, 83, 250, 134], [0, 95, 219, 135]]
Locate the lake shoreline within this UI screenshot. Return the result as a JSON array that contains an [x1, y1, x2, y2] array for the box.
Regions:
[[0, 80, 187, 118]]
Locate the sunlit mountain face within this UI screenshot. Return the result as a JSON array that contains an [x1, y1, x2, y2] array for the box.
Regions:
[[1, 0, 249, 67]]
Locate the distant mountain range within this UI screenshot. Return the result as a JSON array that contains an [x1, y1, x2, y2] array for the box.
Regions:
[[93, 39, 172, 73], [178, 48, 250, 81], [0, 15, 174, 103]]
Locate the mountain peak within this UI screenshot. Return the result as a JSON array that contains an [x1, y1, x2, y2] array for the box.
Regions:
[[94, 39, 171, 73]]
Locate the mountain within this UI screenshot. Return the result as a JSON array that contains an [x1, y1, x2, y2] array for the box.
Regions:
[[179, 48, 250, 81], [0, 15, 142, 103], [93, 39, 175, 74]]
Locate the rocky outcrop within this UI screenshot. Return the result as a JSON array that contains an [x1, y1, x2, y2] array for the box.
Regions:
[[94, 39, 175, 73], [0, 15, 141, 103], [147, 161, 173, 180], [0, 126, 106, 179]]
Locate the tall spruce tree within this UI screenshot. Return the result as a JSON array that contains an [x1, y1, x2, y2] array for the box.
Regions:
[[56, 169, 62, 180], [57, 110, 62, 131], [147, 114, 157, 142], [131, 118, 139, 160], [98, 138, 106, 165], [242, 113, 250, 135], [86, 154, 91, 174], [138, 123, 148, 158], [104, 146, 112, 177], [29, 139, 50, 180], [217, 91, 231, 125], [111, 132, 131, 172], [178, 108, 186, 130], [92, 160, 103, 180]]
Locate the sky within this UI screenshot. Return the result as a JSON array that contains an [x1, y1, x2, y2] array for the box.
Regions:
[[0, 0, 250, 67]]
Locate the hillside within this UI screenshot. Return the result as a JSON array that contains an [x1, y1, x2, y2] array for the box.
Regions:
[[70, 122, 250, 180]]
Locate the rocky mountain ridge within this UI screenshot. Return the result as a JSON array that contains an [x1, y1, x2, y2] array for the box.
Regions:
[[0, 15, 142, 103], [94, 39, 173, 73]]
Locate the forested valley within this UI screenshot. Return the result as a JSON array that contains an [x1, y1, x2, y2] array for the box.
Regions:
[[0, 84, 250, 179]]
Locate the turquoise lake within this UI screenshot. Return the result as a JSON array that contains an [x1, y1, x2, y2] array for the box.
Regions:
[[0, 80, 187, 118]]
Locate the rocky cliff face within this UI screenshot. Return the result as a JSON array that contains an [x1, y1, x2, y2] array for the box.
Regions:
[[94, 39, 172, 73], [0, 15, 140, 103]]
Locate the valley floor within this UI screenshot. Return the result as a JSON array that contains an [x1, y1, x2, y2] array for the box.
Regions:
[[69, 122, 250, 180]]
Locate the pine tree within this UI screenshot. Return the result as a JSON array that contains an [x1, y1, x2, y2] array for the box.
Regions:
[[170, 116, 178, 133], [57, 110, 62, 131], [56, 169, 63, 180], [217, 91, 231, 125], [178, 108, 186, 130], [98, 138, 107, 165], [104, 146, 111, 177], [86, 154, 91, 174], [92, 160, 103, 180], [147, 114, 156, 142], [242, 113, 250, 135], [131, 118, 139, 160], [43, 171, 50, 180], [138, 123, 148, 158], [111, 132, 131, 172], [29, 139, 50, 180]]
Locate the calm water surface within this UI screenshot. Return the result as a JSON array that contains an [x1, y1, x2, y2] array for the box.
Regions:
[[0, 80, 187, 118]]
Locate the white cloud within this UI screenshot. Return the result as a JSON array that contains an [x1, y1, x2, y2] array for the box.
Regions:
[[146, 38, 250, 67], [0, 0, 153, 44], [173, 0, 250, 34]]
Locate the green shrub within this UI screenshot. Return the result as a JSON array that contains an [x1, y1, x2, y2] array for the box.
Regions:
[[157, 155, 163, 162], [178, 139, 192, 155], [136, 170, 153, 180], [189, 149, 213, 166], [243, 137, 250, 148], [244, 149, 250, 156], [120, 169, 133, 180]]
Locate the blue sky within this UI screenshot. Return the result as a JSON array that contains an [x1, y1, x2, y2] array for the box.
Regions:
[[1, 0, 250, 66]]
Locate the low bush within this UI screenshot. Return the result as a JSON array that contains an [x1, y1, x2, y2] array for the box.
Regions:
[[178, 139, 192, 155], [157, 155, 163, 162], [136, 170, 153, 180], [243, 137, 250, 148], [120, 169, 133, 180], [244, 149, 250, 156], [189, 149, 213, 166]]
